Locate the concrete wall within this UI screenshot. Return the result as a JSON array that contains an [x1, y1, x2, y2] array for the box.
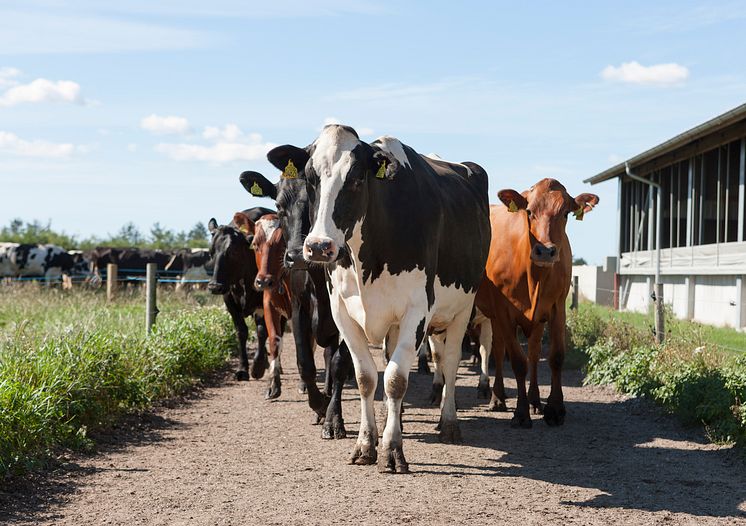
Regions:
[[572, 257, 616, 307]]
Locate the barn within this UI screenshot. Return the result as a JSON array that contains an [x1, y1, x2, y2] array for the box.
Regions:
[[585, 102, 746, 330]]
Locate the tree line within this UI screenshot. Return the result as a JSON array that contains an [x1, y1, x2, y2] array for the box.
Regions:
[[0, 219, 210, 250]]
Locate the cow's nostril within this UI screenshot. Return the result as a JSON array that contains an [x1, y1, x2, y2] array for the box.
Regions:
[[549, 247, 557, 257]]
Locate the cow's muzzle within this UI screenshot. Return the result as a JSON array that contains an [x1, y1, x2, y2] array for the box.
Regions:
[[303, 237, 337, 263], [531, 243, 558, 266], [254, 276, 275, 291]]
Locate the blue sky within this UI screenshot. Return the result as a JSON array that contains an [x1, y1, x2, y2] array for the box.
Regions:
[[2, 1, 746, 263]]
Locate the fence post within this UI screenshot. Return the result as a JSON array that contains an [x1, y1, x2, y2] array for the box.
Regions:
[[145, 263, 159, 334], [655, 282, 665, 344], [570, 275, 579, 310], [106, 263, 118, 301]]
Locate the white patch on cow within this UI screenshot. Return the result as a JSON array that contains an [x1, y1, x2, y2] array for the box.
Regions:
[[425, 152, 442, 160], [472, 308, 492, 386], [371, 135, 411, 168], [256, 217, 279, 241], [307, 125, 359, 249]]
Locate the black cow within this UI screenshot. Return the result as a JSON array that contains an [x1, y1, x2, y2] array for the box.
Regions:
[[207, 207, 275, 381], [254, 125, 490, 473], [90, 247, 174, 283], [239, 165, 354, 440]]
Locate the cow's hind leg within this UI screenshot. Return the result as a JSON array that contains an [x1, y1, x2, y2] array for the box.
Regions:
[[429, 336, 444, 406], [436, 308, 471, 444], [527, 323, 545, 414], [544, 306, 567, 426], [476, 317, 493, 399], [322, 342, 352, 440]]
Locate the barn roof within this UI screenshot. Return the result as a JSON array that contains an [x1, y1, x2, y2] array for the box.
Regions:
[[584, 102, 746, 185]]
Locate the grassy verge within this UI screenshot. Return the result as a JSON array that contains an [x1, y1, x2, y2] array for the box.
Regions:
[[0, 285, 236, 478], [567, 303, 746, 446]]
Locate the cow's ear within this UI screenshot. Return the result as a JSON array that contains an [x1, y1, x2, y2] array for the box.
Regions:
[[239, 171, 277, 199], [208, 218, 219, 234], [497, 189, 528, 212], [267, 145, 310, 178], [573, 193, 600, 220], [232, 212, 255, 236], [371, 150, 400, 180]]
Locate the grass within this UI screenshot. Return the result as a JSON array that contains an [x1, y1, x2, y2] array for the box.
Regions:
[[567, 302, 746, 447], [0, 285, 237, 478]]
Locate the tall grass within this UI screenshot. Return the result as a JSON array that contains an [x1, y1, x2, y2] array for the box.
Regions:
[[0, 285, 236, 478]]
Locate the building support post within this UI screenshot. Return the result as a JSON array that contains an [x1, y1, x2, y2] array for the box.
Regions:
[[685, 275, 695, 320]]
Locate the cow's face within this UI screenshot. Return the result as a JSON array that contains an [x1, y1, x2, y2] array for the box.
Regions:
[[236, 213, 285, 292], [207, 218, 253, 294], [498, 178, 599, 267]]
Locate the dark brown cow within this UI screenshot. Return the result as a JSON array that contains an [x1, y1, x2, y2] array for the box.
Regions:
[[475, 178, 598, 428], [234, 212, 291, 400]]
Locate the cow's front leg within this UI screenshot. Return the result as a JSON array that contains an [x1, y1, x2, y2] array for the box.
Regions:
[[264, 298, 283, 400], [225, 295, 251, 381], [322, 341, 352, 440], [504, 324, 531, 429], [544, 305, 567, 426], [292, 301, 328, 422], [488, 318, 508, 412], [527, 323, 545, 414], [250, 312, 269, 380]]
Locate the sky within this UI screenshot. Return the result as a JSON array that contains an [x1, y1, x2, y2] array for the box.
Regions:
[[2, 1, 746, 264]]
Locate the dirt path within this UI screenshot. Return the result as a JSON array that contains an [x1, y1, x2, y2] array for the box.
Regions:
[[2, 335, 745, 525]]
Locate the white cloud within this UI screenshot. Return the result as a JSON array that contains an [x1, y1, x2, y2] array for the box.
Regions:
[[0, 67, 20, 88], [601, 61, 689, 86], [155, 124, 275, 163], [127, 143, 138, 152], [0, 78, 88, 107], [141, 114, 191, 135], [0, 131, 79, 158]]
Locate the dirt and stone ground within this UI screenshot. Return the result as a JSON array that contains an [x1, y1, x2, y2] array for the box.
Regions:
[[2, 335, 745, 525]]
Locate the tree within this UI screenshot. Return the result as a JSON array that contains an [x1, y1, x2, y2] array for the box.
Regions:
[[572, 257, 588, 266]]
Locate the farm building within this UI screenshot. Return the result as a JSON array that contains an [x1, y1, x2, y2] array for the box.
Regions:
[[585, 102, 746, 330]]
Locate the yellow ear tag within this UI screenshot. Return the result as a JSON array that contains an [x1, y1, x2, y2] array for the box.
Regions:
[[508, 200, 519, 213], [250, 181, 263, 196], [574, 208, 585, 221], [282, 159, 298, 179], [375, 160, 386, 179], [239, 224, 249, 234]]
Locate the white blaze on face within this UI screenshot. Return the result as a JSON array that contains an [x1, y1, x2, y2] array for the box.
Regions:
[[256, 217, 279, 242], [307, 126, 360, 250]]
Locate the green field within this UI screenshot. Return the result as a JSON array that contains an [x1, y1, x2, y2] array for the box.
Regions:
[[0, 285, 237, 478]]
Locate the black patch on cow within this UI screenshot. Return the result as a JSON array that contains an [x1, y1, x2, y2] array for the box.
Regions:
[[414, 317, 426, 350]]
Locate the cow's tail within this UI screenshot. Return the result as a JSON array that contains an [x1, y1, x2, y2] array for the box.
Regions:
[[461, 161, 489, 206]]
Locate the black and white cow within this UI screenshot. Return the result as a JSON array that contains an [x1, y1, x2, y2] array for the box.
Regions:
[[0, 243, 74, 283], [165, 248, 212, 290], [262, 125, 491, 473]]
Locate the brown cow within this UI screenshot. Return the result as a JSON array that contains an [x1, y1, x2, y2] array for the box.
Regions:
[[475, 178, 598, 428], [233, 212, 291, 400]]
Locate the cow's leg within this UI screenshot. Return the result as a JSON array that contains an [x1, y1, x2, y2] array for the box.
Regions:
[[477, 318, 493, 399], [437, 308, 471, 444], [503, 322, 531, 429], [250, 312, 269, 379], [322, 341, 352, 440], [322, 346, 334, 397], [527, 323, 545, 414], [417, 338, 431, 374], [544, 305, 567, 426], [264, 302, 283, 400], [292, 303, 328, 423], [378, 314, 424, 474], [429, 335, 444, 406], [225, 295, 250, 381], [488, 318, 508, 412]]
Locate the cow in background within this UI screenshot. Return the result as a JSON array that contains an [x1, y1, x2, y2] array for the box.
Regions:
[[207, 206, 275, 381], [239, 165, 353, 440], [0, 243, 74, 284], [476, 179, 598, 428], [165, 248, 212, 291]]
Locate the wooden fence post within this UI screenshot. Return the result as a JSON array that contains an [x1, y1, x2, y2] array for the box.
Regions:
[[145, 263, 159, 334], [570, 275, 579, 310], [106, 263, 118, 301]]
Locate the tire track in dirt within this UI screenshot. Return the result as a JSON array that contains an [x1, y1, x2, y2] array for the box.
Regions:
[[2, 335, 745, 525]]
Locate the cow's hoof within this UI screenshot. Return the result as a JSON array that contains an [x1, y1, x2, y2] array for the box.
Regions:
[[477, 378, 490, 399], [350, 442, 377, 465], [250, 356, 268, 380], [488, 398, 508, 412], [377, 444, 409, 474], [322, 417, 347, 440], [235, 369, 250, 382], [543, 404, 566, 426], [531, 402, 544, 415], [510, 412, 532, 429], [439, 421, 463, 444], [312, 413, 324, 425], [297, 380, 307, 394], [265, 382, 281, 400], [430, 382, 443, 406]]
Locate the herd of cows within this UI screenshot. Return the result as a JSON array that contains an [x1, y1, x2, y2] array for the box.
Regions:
[[203, 124, 599, 474]]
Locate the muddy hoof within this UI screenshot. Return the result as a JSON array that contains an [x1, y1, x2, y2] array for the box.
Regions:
[[297, 380, 307, 394], [322, 417, 347, 440], [235, 369, 250, 382], [543, 403, 566, 426], [439, 421, 463, 444], [510, 412, 532, 429], [250, 355, 268, 380], [430, 383, 443, 406], [377, 444, 409, 474], [350, 442, 377, 465], [488, 397, 508, 412], [477, 378, 491, 399]]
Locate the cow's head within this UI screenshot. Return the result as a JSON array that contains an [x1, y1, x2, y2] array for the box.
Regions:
[[234, 212, 286, 292], [207, 217, 254, 294], [498, 178, 599, 267]]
